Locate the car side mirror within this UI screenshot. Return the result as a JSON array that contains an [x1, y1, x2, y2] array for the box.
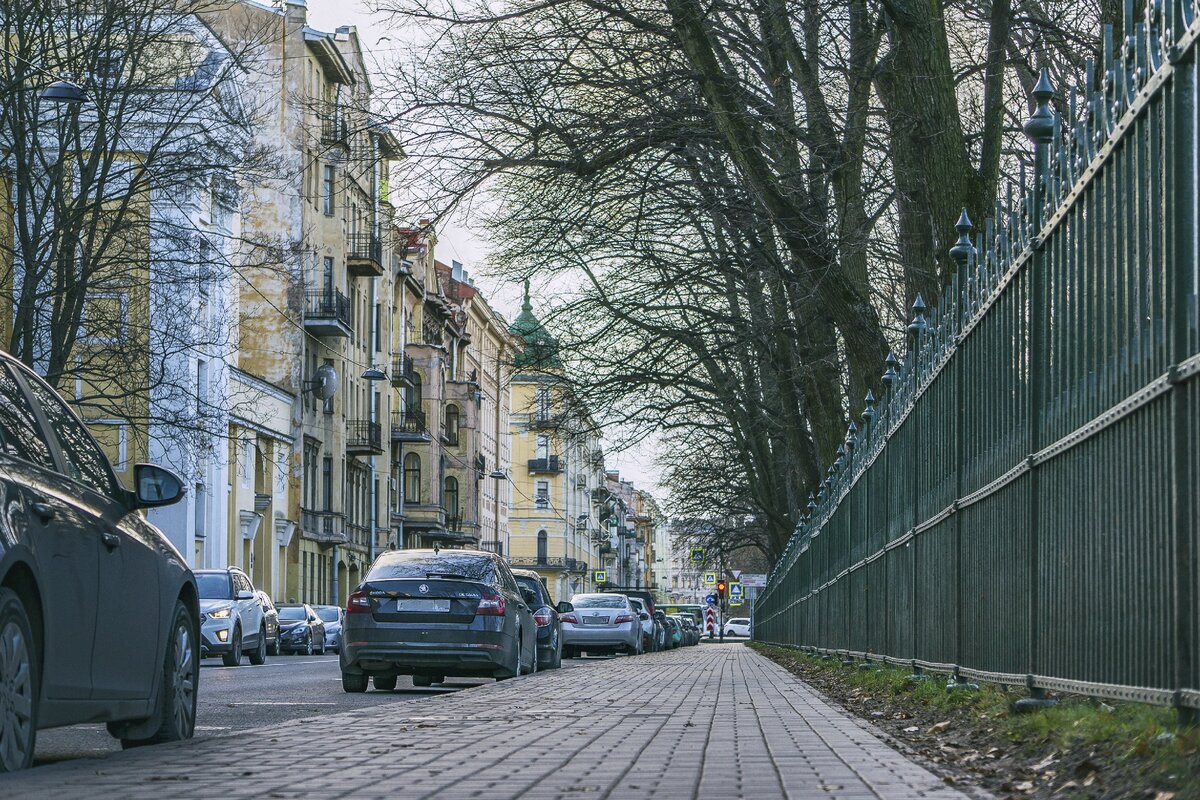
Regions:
[[555, 602, 573, 614], [236, 590, 254, 600], [133, 464, 185, 508], [639, 612, 650, 621]]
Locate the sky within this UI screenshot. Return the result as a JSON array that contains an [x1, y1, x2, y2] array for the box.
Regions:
[[306, 0, 666, 499]]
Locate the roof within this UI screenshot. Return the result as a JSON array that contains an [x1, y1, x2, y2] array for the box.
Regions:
[[509, 279, 562, 369]]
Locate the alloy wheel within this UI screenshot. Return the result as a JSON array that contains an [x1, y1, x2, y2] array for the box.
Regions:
[[0, 619, 34, 771], [170, 620, 196, 738]]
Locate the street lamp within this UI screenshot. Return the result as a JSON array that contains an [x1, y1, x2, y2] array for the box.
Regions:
[[489, 469, 507, 556], [41, 80, 88, 105]]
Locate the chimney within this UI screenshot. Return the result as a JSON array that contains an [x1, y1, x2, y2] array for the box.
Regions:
[[284, 0, 307, 25], [451, 261, 463, 282]]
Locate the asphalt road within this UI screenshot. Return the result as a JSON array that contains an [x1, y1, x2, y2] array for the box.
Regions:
[[32, 650, 596, 767]]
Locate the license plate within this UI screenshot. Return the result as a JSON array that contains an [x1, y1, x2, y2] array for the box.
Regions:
[[395, 599, 450, 612], [582, 616, 609, 625]]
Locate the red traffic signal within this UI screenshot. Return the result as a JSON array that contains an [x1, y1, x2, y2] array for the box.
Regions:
[[716, 580, 727, 595]]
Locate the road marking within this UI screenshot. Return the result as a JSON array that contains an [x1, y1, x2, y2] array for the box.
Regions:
[[224, 702, 337, 706], [204, 659, 334, 671]]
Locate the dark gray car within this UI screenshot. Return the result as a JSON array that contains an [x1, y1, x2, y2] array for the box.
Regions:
[[0, 353, 195, 771], [340, 549, 537, 691]]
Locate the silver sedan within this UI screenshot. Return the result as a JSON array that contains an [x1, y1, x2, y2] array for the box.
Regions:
[[561, 594, 643, 658]]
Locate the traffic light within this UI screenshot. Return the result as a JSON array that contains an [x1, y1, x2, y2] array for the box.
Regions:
[[716, 579, 727, 598]]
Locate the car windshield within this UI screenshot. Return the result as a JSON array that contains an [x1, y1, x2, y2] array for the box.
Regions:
[[315, 607, 340, 622], [572, 595, 626, 609], [196, 573, 232, 600], [515, 577, 543, 601], [278, 607, 307, 621], [366, 552, 495, 583]]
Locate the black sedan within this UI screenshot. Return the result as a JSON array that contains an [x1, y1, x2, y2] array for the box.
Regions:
[[512, 568, 572, 670], [276, 604, 326, 655], [340, 549, 537, 691], [0, 352, 195, 771]]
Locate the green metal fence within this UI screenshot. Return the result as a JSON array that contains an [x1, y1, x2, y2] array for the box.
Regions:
[[754, 0, 1200, 717]]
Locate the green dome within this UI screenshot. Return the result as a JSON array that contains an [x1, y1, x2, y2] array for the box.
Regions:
[[510, 279, 562, 369]]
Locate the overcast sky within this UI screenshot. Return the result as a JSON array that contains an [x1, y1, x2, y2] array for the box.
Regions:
[[306, 0, 664, 499]]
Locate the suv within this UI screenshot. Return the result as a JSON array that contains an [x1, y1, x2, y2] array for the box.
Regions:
[[627, 597, 660, 652], [195, 567, 268, 666], [0, 352, 195, 770]]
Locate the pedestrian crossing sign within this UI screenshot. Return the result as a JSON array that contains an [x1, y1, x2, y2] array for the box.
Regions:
[[690, 547, 704, 562], [702, 572, 716, 586], [594, 570, 607, 583], [730, 582, 743, 598]]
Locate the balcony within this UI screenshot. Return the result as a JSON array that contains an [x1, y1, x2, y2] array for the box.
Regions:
[[391, 354, 417, 388], [347, 233, 384, 278], [299, 508, 346, 546], [303, 289, 352, 338], [508, 556, 571, 571], [391, 408, 430, 441], [320, 111, 348, 148], [527, 456, 562, 474], [346, 522, 370, 549], [567, 558, 588, 574], [528, 411, 562, 430], [346, 420, 383, 456]]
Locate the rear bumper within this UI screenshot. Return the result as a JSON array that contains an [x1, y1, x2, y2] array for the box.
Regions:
[[561, 623, 640, 650], [341, 640, 512, 676]]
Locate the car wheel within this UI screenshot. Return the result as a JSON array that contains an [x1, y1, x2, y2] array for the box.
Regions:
[[121, 601, 197, 748], [550, 634, 563, 669], [268, 637, 280, 657], [0, 588, 38, 772], [412, 674, 433, 688], [316, 636, 326, 656], [248, 625, 267, 665], [496, 634, 521, 680], [304, 635, 313, 656], [222, 626, 242, 666], [341, 671, 368, 693], [373, 675, 397, 691]]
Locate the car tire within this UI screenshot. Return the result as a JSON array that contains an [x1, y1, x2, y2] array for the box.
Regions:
[[342, 671, 368, 693], [304, 635, 313, 656], [121, 601, 198, 748], [222, 626, 242, 667], [248, 625, 267, 665], [0, 588, 38, 773], [412, 674, 433, 688], [316, 636, 325, 656], [373, 675, 397, 691], [550, 634, 563, 669], [268, 637, 280, 657], [496, 634, 521, 680]]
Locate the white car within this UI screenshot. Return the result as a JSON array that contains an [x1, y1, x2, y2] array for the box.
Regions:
[[723, 618, 751, 637]]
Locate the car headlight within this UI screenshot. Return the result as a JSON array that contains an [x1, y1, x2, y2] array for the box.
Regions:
[[208, 608, 232, 619]]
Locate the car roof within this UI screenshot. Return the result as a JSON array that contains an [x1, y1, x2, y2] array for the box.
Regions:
[[510, 568, 545, 580]]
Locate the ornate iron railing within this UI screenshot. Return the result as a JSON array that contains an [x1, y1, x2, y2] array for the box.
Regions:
[[755, 3, 1200, 720]]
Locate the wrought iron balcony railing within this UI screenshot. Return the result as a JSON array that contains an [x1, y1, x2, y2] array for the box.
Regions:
[[346, 420, 383, 455]]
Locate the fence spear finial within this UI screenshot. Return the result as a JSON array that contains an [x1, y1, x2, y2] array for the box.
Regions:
[[949, 208, 975, 269], [1024, 68, 1057, 144], [882, 351, 900, 387]]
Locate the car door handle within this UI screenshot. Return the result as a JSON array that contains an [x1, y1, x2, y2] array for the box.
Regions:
[[30, 502, 56, 522], [101, 531, 121, 550]]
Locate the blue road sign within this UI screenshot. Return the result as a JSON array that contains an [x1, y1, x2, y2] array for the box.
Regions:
[[705, 594, 717, 605]]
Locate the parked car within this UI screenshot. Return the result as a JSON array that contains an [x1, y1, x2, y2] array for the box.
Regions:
[[512, 568, 570, 669], [257, 591, 280, 656], [340, 549, 537, 691], [196, 567, 268, 666], [651, 610, 670, 650], [724, 617, 752, 637], [276, 603, 326, 655], [313, 605, 344, 653], [679, 615, 701, 646], [0, 352, 195, 770], [627, 597, 660, 653], [561, 593, 643, 658], [662, 615, 682, 648]]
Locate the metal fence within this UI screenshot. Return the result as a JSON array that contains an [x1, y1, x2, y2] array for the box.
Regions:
[[754, 0, 1200, 717]]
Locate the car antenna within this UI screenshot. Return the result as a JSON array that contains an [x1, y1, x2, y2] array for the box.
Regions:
[[433, 542, 440, 554]]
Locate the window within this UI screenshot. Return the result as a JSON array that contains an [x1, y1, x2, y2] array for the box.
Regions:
[[90, 421, 127, 472], [535, 480, 549, 510], [445, 405, 459, 446], [537, 530, 548, 564], [0, 365, 55, 469], [195, 483, 206, 537], [403, 453, 420, 504], [322, 256, 334, 297], [535, 387, 550, 418], [197, 359, 208, 417], [323, 358, 335, 415], [443, 476, 459, 518], [322, 456, 333, 511], [322, 165, 335, 215], [535, 434, 549, 460], [23, 377, 116, 497], [303, 440, 320, 508], [80, 293, 128, 344]]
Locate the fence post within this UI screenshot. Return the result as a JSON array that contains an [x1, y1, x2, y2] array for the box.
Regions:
[[948, 211, 974, 686], [1166, 10, 1198, 727], [1018, 68, 1056, 709]]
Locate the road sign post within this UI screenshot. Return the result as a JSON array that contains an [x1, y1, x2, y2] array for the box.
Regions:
[[704, 605, 716, 639]]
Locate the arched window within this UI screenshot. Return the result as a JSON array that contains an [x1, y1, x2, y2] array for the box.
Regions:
[[537, 530, 548, 564], [445, 404, 460, 446], [444, 476, 459, 518], [403, 452, 420, 504]]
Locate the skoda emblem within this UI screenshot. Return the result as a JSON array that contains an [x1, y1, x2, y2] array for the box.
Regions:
[[418, 584, 429, 594]]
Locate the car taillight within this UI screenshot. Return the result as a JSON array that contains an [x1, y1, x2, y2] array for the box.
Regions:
[[560, 613, 578, 624], [476, 593, 506, 616], [533, 607, 552, 627], [347, 591, 371, 614], [614, 613, 634, 624]]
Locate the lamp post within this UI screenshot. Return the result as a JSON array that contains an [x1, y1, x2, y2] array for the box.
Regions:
[[488, 469, 507, 555]]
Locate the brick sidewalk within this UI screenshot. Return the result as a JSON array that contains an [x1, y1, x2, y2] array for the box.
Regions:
[[1, 644, 973, 799]]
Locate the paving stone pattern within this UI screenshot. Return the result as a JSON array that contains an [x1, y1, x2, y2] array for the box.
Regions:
[[1, 644, 971, 799]]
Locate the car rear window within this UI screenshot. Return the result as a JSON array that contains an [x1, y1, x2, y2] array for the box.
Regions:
[[515, 576, 544, 602], [278, 607, 307, 620], [572, 595, 626, 609], [314, 607, 340, 622], [366, 552, 495, 583]]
